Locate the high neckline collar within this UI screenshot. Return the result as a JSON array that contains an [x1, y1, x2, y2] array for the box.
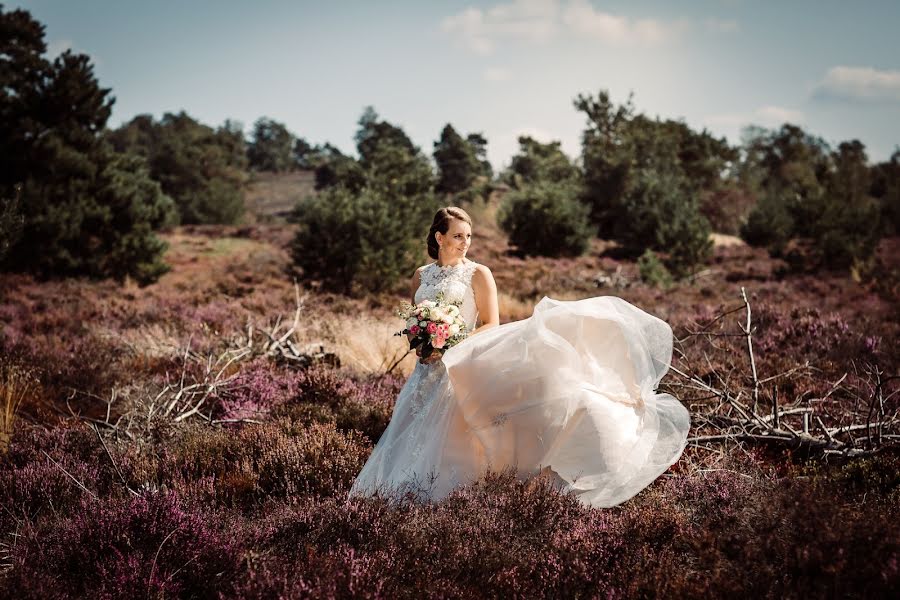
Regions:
[[434, 258, 470, 269]]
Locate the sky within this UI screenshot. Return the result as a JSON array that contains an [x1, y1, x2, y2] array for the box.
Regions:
[[13, 0, 900, 172]]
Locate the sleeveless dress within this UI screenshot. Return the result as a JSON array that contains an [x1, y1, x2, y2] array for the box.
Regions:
[[348, 259, 691, 509]]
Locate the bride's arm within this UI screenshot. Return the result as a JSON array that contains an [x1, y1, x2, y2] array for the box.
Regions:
[[469, 265, 499, 338]]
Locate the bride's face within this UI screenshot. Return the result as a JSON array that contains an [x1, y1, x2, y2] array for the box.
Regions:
[[437, 219, 472, 258]]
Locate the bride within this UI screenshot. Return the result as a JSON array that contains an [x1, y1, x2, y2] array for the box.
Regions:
[[348, 206, 690, 508]]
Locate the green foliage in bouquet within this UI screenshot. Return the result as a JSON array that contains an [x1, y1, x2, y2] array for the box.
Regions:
[[0, 6, 175, 284], [396, 293, 468, 360], [499, 180, 593, 258]]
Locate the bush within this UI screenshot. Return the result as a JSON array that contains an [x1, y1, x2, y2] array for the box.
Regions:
[[699, 186, 756, 235], [637, 249, 673, 288], [7, 492, 244, 599], [163, 420, 370, 507], [740, 186, 794, 255], [271, 366, 401, 443], [498, 181, 593, 257], [502, 136, 580, 190], [617, 169, 712, 277], [814, 194, 882, 271], [0, 185, 23, 262], [290, 186, 437, 295]]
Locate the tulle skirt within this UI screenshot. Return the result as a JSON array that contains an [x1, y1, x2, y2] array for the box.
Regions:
[[349, 295, 690, 509]]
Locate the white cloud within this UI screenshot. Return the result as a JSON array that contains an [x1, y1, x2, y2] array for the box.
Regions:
[[812, 66, 900, 104], [483, 66, 513, 82], [561, 0, 690, 45], [440, 0, 560, 56], [441, 0, 698, 54]]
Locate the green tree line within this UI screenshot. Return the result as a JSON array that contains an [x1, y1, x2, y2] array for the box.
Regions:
[[2, 6, 896, 291]]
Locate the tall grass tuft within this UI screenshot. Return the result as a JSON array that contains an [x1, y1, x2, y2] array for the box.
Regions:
[[0, 363, 35, 455]]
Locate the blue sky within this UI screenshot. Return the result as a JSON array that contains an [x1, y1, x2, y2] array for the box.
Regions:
[[14, 0, 900, 171]]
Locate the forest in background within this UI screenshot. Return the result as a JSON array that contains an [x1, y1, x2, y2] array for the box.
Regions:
[[1, 6, 898, 598]]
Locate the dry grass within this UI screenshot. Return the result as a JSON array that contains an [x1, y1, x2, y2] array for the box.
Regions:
[[0, 364, 36, 454], [243, 170, 317, 223], [710, 232, 746, 247]]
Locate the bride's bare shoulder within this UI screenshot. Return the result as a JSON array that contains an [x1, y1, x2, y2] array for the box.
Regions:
[[471, 262, 495, 283], [472, 261, 492, 273]]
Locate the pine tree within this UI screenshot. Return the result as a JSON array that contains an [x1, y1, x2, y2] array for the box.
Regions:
[[0, 6, 175, 283], [433, 124, 481, 195]]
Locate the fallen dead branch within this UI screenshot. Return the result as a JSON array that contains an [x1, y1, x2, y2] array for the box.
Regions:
[[671, 285, 898, 458], [229, 278, 339, 368]]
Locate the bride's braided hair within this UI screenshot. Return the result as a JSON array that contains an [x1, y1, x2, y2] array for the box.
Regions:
[[427, 207, 472, 260]]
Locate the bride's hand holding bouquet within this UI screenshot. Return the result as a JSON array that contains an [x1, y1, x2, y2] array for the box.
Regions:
[[396, 293, 468, 364]]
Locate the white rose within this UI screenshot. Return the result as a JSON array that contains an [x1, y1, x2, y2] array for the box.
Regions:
[[447, 305, 460, 316], [441, 313, 454, 324], [431, 308, 446, 322], [449, 324, 460, 335]]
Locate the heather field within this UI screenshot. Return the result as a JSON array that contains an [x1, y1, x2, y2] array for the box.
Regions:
[[0, 193, 897, 599]]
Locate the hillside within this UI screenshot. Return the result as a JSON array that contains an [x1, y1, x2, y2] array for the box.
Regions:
[[0, 184, 898, 597]]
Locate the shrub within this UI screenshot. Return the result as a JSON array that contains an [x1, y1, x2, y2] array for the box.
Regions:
[[211, 358, 305, 421], [740, 186, 794, 254], [502, 136, 580, 190], [699, 185, 756, 235], [290, 186, 437, 295], [271, 367, 401, 443], [498, 181, 593, 257], [0, 185, 23, 262], [163, 420, 370, 507], [617, 169, 713, 277], [637, 249, 673, 288], [7, 492, 244, 599], [813, 194, 882, 271]]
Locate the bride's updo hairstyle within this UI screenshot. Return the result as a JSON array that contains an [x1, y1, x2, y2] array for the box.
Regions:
[[427, 207, 472, 260]]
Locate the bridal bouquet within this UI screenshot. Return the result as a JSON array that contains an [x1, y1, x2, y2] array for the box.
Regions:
[[396, 293, 468, 360]]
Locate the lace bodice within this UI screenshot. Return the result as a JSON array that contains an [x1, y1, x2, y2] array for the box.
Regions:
[[415, 260, 479, 332]]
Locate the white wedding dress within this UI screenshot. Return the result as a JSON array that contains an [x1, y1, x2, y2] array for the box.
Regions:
[[348, 259, 690, 509]]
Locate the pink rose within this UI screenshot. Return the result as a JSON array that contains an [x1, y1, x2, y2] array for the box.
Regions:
[[433, 336, 446, 349], [409, 324, 420, 335], [426, 322, 438, 334], [439, 323, 450, 336]]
